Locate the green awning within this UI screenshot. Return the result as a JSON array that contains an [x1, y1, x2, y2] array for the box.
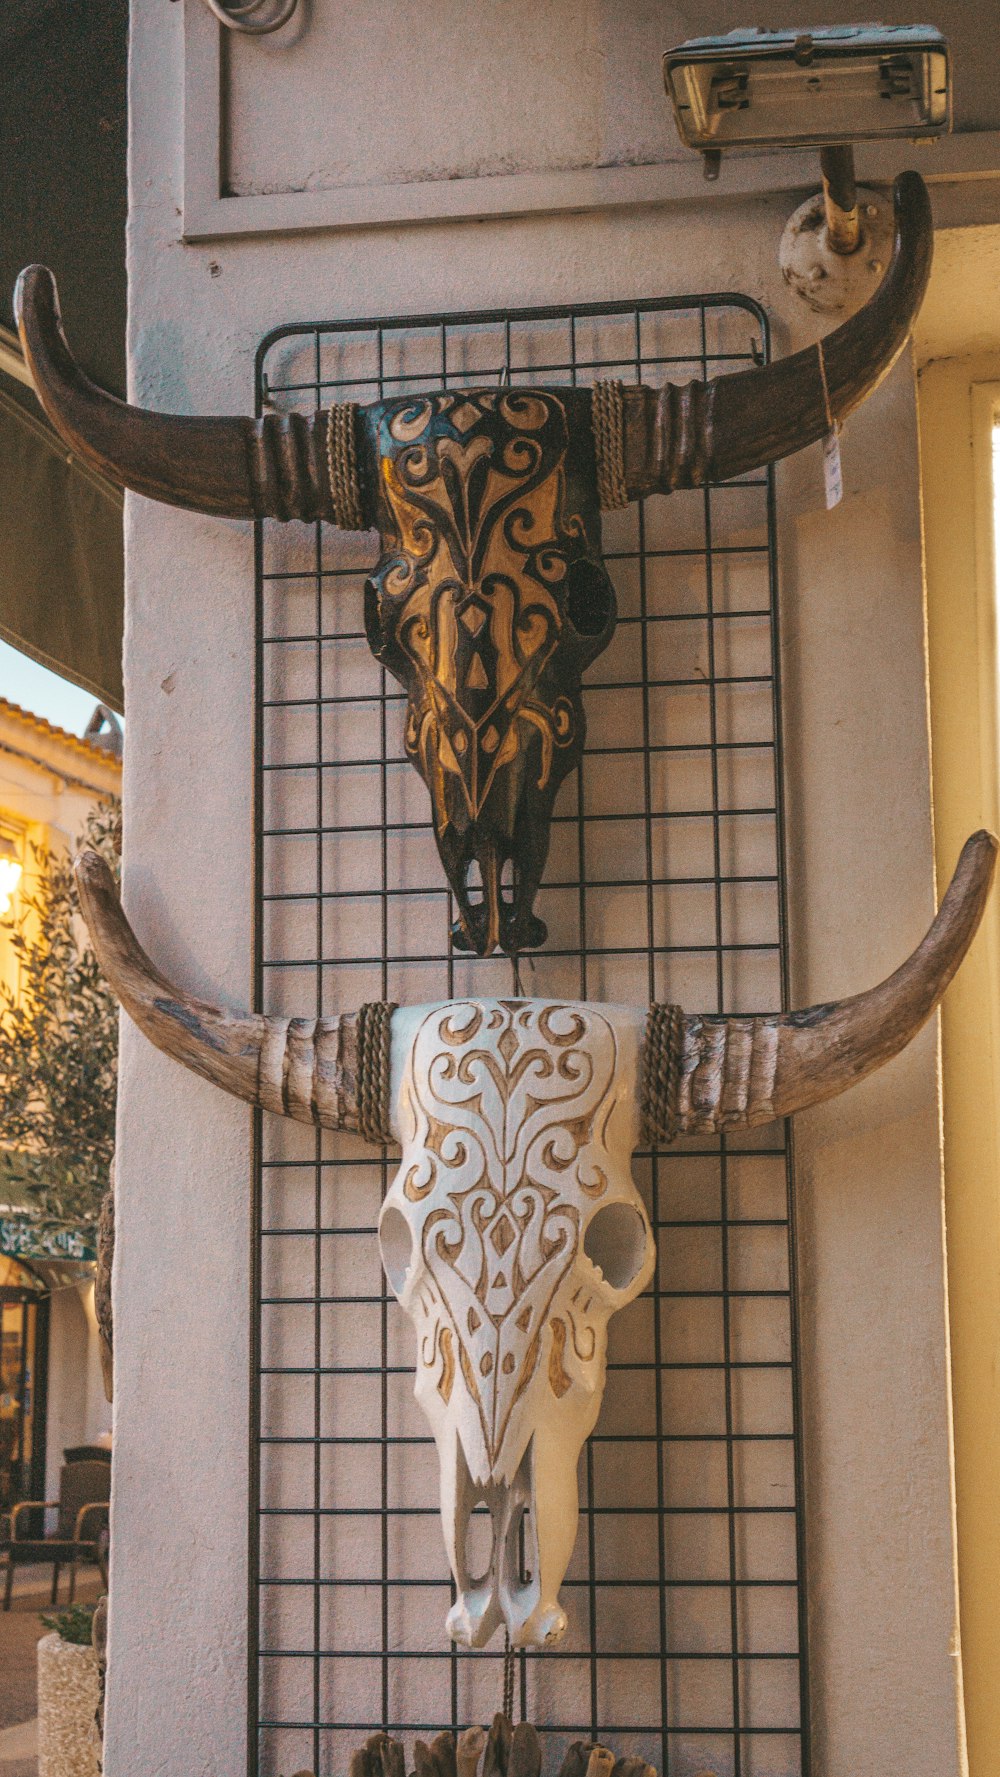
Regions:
[[0, 384, 123, 710], [0, 0, 127, 711]]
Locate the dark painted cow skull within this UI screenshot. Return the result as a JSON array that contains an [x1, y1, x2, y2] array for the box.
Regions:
[[364, 388, 613, 953], [16, 173, 931, 954]]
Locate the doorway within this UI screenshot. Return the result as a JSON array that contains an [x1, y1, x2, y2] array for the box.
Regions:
[[0, 1257, 49, 1512]]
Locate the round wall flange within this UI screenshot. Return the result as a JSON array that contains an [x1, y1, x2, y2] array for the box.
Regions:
[[779, 186, 894, 316]]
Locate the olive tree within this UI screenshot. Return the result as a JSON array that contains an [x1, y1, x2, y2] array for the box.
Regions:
[[0, 802, 119, 1232]]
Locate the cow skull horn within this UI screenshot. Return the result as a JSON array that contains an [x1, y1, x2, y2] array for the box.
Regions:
[[760, 825, 995, 1117], [77, 828, 995, 1141], [620, 170, 932, 494], [73, 850, 391, 1141], [647, 828, 997, 1139], [14, 265, 332, 523], [16, 173, 931, 525], [75, 830, 995, 1646]]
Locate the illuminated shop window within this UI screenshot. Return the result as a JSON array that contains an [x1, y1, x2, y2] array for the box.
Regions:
[[0, 832, 23, 918]]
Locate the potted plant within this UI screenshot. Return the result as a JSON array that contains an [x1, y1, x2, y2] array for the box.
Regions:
[[37, 1604, 100, 1777]]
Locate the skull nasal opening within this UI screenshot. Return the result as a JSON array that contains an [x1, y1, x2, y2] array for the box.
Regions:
[[584, 1201, 650, 1291]]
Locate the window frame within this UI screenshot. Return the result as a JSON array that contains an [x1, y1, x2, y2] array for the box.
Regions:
[[918, 353, 1000, 1777]]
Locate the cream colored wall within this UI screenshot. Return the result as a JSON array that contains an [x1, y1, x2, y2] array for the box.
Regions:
[[219, 2, 1000, 204], [0, 705, 121, 999], [915, 224, 1000, 364], [915, 227, 1000, 1777], [113, 6, 969, 1774], [182, 0, 1000, 239]]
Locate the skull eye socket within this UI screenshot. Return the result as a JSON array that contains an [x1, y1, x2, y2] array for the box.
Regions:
[[583, 1201, 649, 1292], [565, 558, 615, 640], [379, 1205, 414, 1296]]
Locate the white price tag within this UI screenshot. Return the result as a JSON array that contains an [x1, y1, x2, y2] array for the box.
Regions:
[[823, 428, 843, 510]]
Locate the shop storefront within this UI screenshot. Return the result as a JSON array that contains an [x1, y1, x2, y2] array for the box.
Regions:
[[0, 1252, 47, 1510], [0, 1218, 102, 1512]]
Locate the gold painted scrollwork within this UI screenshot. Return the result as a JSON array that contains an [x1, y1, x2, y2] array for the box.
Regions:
[[406, 1001, 622, 1468], [373, 392, 587, 823]]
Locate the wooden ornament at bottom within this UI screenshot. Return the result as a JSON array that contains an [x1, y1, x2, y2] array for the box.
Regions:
[[346, 1714, 658, 1777]]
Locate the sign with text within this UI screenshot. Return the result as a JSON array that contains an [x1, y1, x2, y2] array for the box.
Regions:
[[0, 1215, 96, 1264]]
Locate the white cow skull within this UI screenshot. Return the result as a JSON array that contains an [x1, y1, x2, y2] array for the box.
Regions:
[[72, 831, 996, 1648], [380, 998, 654, 1648]]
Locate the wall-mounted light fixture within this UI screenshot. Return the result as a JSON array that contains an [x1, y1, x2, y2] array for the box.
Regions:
[[664, 23, 951, 311], [665, 25, 950, 162]]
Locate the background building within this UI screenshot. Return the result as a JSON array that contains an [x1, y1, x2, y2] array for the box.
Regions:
[[0, 698, 121, 1511]]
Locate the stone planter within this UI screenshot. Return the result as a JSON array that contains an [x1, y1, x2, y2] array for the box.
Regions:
[[37, 1631, 100, 1777]]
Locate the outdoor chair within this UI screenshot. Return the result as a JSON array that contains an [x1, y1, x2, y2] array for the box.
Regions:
[[0, 1457, 110, 1609]]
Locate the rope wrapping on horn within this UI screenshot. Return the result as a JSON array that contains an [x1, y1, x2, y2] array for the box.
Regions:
[[591, 379, 629, 510], [356, 1000, 397, 1145], [641, 1002, 686, 1145], [326, 401, 366, 530]]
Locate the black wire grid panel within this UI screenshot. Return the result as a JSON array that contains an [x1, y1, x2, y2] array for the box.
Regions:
[[250, 294, 808, 1777]]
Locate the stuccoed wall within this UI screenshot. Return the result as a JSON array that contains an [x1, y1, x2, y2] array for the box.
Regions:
[[218, 0, 1000, 205], [111, 4, 962, 1775]]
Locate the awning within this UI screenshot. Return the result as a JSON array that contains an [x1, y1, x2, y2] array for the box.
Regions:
[[0, 0, 127, 711], [0, 386, 124, 711]]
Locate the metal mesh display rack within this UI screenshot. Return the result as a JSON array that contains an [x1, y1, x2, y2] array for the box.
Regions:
[[250, 291, 809, 1777]]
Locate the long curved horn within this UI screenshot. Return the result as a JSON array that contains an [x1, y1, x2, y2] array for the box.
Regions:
[[643, 829, 997, 1140], [74, 850, 393, 1141], [621, 171, 933, 496], [14, 265, 346, 524]]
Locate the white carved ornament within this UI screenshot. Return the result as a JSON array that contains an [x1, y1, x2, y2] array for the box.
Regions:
[[380, 998, 654, 1649]]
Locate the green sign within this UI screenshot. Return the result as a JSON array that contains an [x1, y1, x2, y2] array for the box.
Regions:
[[0, 1216, 97, 1264]]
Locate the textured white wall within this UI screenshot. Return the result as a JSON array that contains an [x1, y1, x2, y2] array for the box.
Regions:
[[111, 3, 963, 1774], [222, 0, 1000, 200]]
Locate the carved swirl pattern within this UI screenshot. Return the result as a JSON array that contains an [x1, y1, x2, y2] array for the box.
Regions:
[[374, 392, 584, 823], [402, 1000, 619, 1473]]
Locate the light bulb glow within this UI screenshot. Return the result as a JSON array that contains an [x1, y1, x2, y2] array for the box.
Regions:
[[0, 856, 23, 916]]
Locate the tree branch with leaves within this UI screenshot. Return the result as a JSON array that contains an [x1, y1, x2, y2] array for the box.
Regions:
[[0, 802, 120, 1232]]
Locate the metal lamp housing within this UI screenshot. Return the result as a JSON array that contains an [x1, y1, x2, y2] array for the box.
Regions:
[[664, 24, 951, 152]]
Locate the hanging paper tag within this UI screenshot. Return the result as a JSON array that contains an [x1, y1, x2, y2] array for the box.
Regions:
[[823, 428, 843, 510]]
